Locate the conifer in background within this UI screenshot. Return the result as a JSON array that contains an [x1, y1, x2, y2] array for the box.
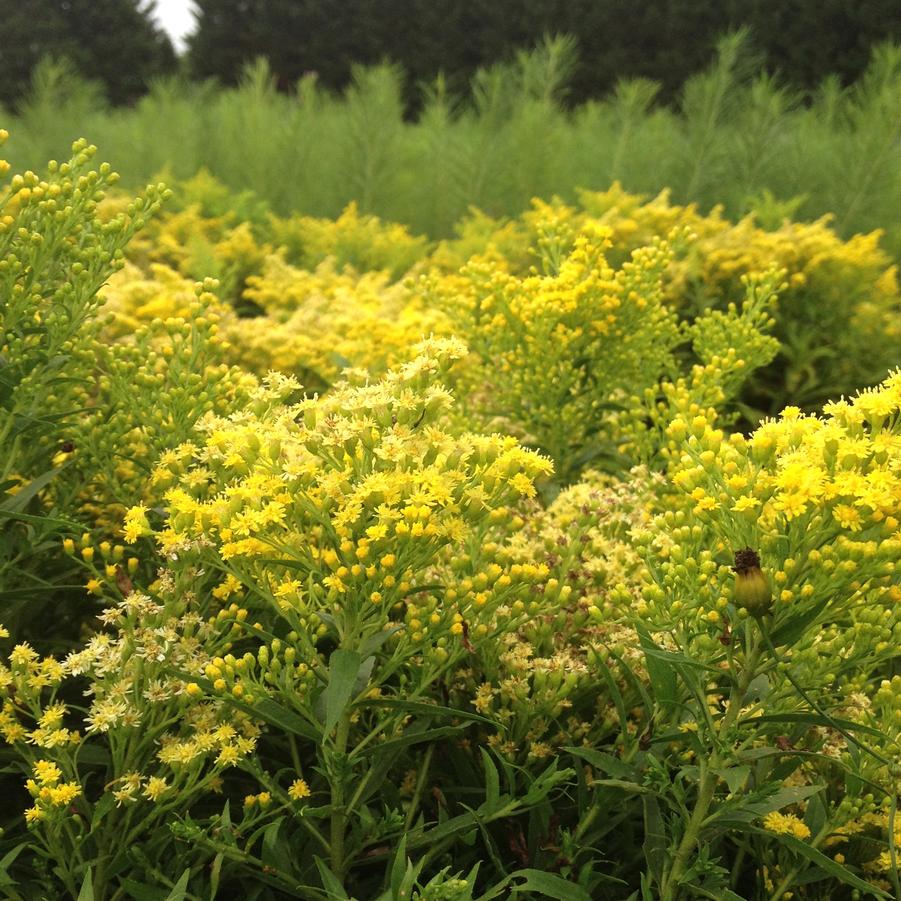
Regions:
[[186, 0, 901, 106], [0, 0, 176, 110]]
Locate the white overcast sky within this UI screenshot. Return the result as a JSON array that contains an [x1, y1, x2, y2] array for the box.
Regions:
[[152, 0, 197, 53]]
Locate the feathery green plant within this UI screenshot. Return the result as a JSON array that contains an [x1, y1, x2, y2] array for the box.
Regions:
[[4, 37, 901, 253]]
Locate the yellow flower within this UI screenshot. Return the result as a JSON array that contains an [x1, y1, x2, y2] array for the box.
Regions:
[[33, 760, 62, 786], [288, 779, 311, 800], [732, 495, 760, 514], [832, 504, 862, 532], [143, 777, 169, 801], [24, 806, 44, 825], [122, 504, 151, 543], [48, 782, 81, 806], [762, 811, 811, 840]]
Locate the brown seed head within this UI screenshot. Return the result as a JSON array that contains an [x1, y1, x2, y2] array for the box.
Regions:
[[733, 547, 762, 574]]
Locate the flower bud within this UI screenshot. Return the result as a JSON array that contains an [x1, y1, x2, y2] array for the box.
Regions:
[[732, 547, 772, 617]]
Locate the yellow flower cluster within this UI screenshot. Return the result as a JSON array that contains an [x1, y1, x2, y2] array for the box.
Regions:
[[23, 760, 82, 826], [129, 338, 553, 655], [0, 646, 72, 747], [271, 201, 430, 278], [101, 211, 447, 392], [235, 255, 448, 388], [435, 185, 900, 410], [639, 370, 901, 783], [644, 370, 901, 623], [425, 227, 681, 481]]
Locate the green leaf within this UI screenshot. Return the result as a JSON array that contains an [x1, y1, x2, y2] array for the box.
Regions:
[[359, 697, 492, 724], [509, 869, 592, 901], [76, 869, 94, 901], [360, 626, 403, 657], [234, 696, 319, 741], [0, 842, 27, 886], [564, 746, 636, 780], [714, 765, 751, 795], [639, 645, 719, 672], [0, 466, 64, 514], [118, 879, 168, 901], [642, 795, 667, 886], [389, 834, 408, 896], [712, 784, 824, 827], [210, 852, 224, 900], [323, 648, 363, 736], [770, 597, 830, 647], [0, 508, 79, 529], [89, 791, 117, 830], [593, 779, 660, 796], [805, 792, 828, 839], [745, 713, 882, 737], [261, 817, 287, 869], [163, 869, 191, 901], [363, 724, 467, 757], [482, 748, 500, 807], [314, 857, 349, 900]]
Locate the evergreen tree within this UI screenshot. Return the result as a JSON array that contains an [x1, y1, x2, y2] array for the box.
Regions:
[[187, 0, 901, 106], [0, 0, 177, 110]]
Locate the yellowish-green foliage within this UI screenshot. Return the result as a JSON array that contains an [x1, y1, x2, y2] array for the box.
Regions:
[[270, 201, 431, 279], [634, 371, 901, 891], [236, 256, 448, 389], [72, 284, 256, 524], [1, 140, 900, 900], [426, 226, 683, 483], [436, 186, 901, 411]]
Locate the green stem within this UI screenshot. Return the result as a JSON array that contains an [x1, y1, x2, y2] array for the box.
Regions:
[[289, 733, 303, 776], [662, 761, 718, 901], [404, 744, 434, 832], [888, 792, 901, 901], [330, 710, 353, 879], [729, 840, 747, 889], [661, 637, 762, 901]]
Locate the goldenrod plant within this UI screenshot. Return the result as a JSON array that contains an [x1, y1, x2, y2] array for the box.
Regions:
[[0, 139, 899, 900], [0, 134, 167, 638]]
